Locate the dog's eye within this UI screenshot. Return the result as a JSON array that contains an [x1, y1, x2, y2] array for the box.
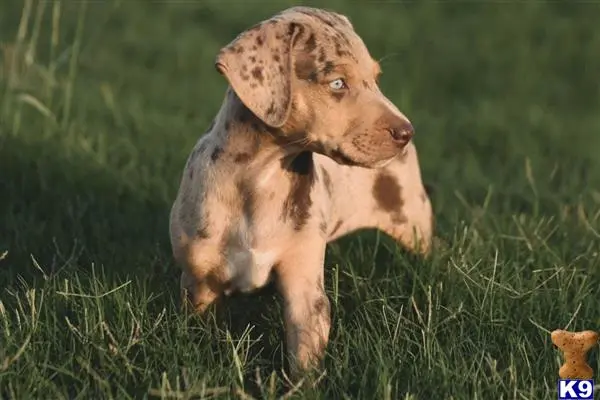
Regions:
[[328, 78, 347, 91]]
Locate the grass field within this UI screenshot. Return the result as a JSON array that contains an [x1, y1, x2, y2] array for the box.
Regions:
[[1, 0, 600, 398]]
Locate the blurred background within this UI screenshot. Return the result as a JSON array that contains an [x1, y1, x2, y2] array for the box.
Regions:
[[2, 0, 600, 272], [0, 1, 599, 398]]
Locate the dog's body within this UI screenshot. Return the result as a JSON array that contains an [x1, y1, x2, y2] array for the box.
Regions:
[[169, 7, 433, 376]]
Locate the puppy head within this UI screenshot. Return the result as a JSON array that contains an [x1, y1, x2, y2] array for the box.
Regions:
[[216, 6, 413, 168]]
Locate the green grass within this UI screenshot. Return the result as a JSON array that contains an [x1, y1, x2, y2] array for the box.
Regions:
[[1, 0, 600, 398]]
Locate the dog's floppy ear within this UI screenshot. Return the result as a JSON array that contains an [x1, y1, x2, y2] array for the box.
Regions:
[[215, 18, 304, 128]]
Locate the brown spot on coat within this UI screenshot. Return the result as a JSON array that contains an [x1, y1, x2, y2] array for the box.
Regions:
[[234, 153, 252, 163], [329, 220, 344, 236], [319, 220, 328, 235], [196, 225, 210, 239], [251, 66, 264, 84], [373, 172, 401, 212], [334, 41, 347, 57], [304, 33, 317, 52], [320, 167, 333, 196], [323, 61, 334, 75], [373, 172, 406, 223], [238, 180, 256, 220], [282, 151, 315, 231], [288, 22, 305, 42], [333, 31, 352, 47], [295, 56, 318, 81], [211, 146, 223, 162], [236, 105, 254, 123], [250, 121, 263, 132], [313, 295, 330, 316], [318, 47, 326, 62]]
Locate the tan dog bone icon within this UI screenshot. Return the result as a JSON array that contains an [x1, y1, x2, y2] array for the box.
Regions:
[[551, 329, 599, 379]]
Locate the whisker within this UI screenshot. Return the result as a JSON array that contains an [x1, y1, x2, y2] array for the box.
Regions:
[[284, 136, 313, 150], [378, 52, 400, 65]]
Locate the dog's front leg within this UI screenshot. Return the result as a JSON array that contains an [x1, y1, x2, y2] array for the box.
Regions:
[[275, 236, 330, 378]]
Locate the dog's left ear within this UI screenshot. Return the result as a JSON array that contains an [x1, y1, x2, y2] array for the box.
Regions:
[[215, 18, 304, 128]]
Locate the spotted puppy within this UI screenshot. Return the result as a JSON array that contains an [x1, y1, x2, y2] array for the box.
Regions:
[[169, 6, 433, 376]]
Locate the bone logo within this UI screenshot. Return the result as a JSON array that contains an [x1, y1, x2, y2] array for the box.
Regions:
[[552, 329, 598, 400]]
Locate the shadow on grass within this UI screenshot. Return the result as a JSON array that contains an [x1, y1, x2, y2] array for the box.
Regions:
[[0, 129, 173, 285]]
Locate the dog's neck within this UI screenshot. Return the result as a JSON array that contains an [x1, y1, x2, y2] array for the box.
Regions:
[[213, 88, 307, 170]]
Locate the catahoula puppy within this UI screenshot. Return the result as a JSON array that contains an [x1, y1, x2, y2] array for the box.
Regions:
[[169, 6, 433, 377]]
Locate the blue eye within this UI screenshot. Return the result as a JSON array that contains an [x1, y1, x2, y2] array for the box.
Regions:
[[329, 78, 347, 90]]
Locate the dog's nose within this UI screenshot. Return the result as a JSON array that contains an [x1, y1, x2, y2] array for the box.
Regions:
[[388, 121, 414, 144]]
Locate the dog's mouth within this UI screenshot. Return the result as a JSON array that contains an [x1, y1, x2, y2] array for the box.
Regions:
[[322, 143, 405, 169], [328, 149, 362, 167], [311, 140, 401, 169], [301, 141, 361, 166], [327, 148, 397, 169]]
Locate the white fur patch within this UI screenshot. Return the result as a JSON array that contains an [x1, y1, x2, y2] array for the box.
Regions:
[[224, 229, 279, 295]]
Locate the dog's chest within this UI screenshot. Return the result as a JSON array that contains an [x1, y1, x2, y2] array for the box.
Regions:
[[222, 215, 284, 295], [221, 172, 292, 295], [208, 151, 320, 294]]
